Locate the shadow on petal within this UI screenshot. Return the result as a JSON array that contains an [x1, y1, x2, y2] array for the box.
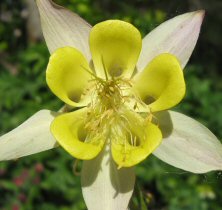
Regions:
[[155, 110, 173, 138], [110, 159, 135, 196], [50, 110, 61, 147], [81, 146, 135, 210], [153, 110, 222, 173], [81, 146, 105, 187]]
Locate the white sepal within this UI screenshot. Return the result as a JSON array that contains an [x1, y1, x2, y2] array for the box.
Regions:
[[137, 10, 205, 71], [81, 145, 135, 210], [153, 111, 222, 173], [36, 0, 92, 61], [0, 110, 58, 160]]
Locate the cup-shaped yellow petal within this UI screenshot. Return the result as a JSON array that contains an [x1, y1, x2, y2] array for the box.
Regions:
[[46, 47, 92, 107], [133, 53, 186, 112], [90, 20, 142, 79], [51, 108, 105, 160], [111, 110, 162, 167]]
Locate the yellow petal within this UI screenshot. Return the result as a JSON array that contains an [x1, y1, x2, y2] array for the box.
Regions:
[[46, 47, 92, 107], [51, 108, 105, 160], [133, 53, 185, 112], [111, 111, 162, 167], [90, 20, 142, 79]]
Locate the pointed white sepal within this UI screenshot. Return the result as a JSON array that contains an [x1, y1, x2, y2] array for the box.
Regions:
[[153, 111, 222, 173], [81, 145, 135, 210], [0, 110, 58, 161], [36, 0, 92, 61], [137, 10, 205, 71]]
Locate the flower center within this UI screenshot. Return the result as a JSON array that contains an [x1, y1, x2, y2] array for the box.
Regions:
[[84, 77, 132, 141], [80, 64, 156, 165], [83, 74, 152, 151]]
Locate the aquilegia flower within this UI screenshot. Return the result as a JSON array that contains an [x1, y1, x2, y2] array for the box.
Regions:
[[47, 22, 185, 168], [1, 0, 222, 210]]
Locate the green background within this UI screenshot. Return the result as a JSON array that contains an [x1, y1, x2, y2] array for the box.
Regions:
[[0, 0, 222, 209]]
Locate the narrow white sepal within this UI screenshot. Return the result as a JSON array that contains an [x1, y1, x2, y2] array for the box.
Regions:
[[137, 10, 205, 71], [0, 110, 58, 161], [36, 0, 92, 61], [153, 111, 222, 173], [81, 146, 135, 210]]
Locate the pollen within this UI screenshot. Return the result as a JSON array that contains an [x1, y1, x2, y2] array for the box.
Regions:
[[82, 74, 154, 166], [79, 61, 157, 167]]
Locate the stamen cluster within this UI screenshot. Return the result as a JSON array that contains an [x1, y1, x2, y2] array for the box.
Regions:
[[84, 76, 148, 154]]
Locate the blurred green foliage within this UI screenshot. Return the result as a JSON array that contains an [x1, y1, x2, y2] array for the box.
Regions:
[[0, 0, 222, 209]]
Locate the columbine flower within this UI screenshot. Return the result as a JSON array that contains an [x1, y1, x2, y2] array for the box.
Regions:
[[0, 1, 222, 210], [47, 21, 186, 168]]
